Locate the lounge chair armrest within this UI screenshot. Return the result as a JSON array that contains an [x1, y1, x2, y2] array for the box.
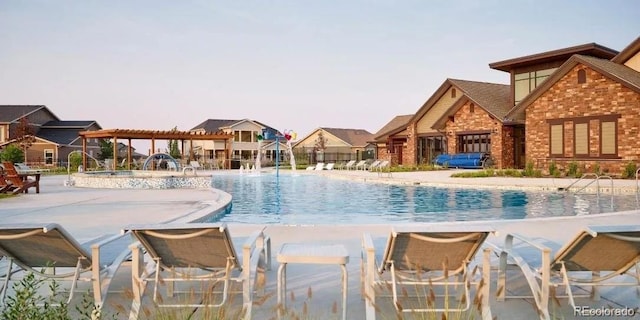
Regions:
[[504, 233, 552, 254]]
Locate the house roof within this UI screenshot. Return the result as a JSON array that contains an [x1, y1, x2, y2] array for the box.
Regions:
[[41, 120, 99, 128], [612, 36, 640, 64], [373, 114, 413, 141], [321, 127, 374, 147], [0, 105, 57, 123], [190, 119, 240, 132], [431, 80, 511, 129], [506, 54, 640, 120], [489, 43, 618, 72], [36, 128, 85, 145]]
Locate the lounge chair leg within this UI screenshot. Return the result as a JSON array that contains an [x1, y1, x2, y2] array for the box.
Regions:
[[591, 271, 600, 301], [497, 250, 507, 301]]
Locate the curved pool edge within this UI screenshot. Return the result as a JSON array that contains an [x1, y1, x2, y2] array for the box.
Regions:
[[161, 188, 233, 224]]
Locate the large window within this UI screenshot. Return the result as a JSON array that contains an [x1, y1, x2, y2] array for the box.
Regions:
[[457, 134, 490, 153], [514, 68, 557, 104], [574, 122, 588, 156], [601, 121, 617, 156], [417, 135, 447, 163], [234, 131, 255, 142], [44, 149, 54, 165], [550, 124, 563, 156]]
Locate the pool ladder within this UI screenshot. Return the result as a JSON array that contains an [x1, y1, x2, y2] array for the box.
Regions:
[[561, 173, 613, 195]]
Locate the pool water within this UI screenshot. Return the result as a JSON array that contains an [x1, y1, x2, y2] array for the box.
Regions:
[[209, 173, 639, 225]]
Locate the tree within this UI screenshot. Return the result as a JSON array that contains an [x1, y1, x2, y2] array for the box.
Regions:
[[12, 116, 36, 163], [167, 126, 181, 159], [313, 131, 328, 162], [98, 139, 113, 160], [0, 144, 25, 163]]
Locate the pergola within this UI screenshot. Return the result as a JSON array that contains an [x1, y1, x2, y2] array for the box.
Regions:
[[78, 129, 234, 170]]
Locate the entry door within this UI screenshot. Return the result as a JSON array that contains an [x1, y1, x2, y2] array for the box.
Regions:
[[395, 145, 403, 164]]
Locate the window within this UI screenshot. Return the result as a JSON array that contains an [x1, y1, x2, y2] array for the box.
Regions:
[[241, 150, 252, 159], [234, 131, 240, 142], [44, 149, 54, 165], [469, 103, 475, 113], [577, 69, 586, 84], [241, 131, 253, 142], [514, 67, 558, 104], [574, 122, 588, 155], [550, 124, 563, 156], [601, 121, 616, 155], [451, 88, 456, 98], [457, 133, 491, 153]]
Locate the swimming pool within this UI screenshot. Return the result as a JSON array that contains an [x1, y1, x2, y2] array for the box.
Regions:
[[209, 172, 639, 225]]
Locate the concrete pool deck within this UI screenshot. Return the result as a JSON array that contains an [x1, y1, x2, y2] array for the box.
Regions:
[[1, 170, 640, 319]]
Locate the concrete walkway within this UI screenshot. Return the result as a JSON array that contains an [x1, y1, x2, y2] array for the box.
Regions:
[[1, 171, 639, 319]]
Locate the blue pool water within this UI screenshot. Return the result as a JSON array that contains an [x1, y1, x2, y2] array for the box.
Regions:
[[209, 173, 639, 225]]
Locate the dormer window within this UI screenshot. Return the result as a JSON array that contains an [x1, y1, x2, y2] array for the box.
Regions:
[[577, 69, 586, 84]]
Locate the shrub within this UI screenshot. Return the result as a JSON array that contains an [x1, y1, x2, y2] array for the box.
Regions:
[[566, 161, 580, 178], [522, 161, 535, 177], [593, 163, 601, 175], [621, 162, 638, 179], [0, 144, 24, 163], [548, 161, 561, 177]]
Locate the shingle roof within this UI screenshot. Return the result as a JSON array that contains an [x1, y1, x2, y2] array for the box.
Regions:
[[0, 105, 52, 123], [321, 127, 374, 147], [489, 43, 618, 72], [373, 115, 413, 141], [506, 54, 640, 120], [36, 128, 80, 145], [448, 79, 512, 120], [41, 120, 98, 128], [190, 119, 240, 132]]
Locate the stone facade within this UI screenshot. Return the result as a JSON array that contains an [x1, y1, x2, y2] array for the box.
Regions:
[[442, 101, 510, 168], [525, 63, 640, 175]]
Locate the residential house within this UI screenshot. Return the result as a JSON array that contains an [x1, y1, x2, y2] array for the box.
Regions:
[[0, 105, 102, 166], [188, 118, 280, 166], [372, 115, 412, 165], [293, 127, 374, 163], [505, 37, 640, 174]]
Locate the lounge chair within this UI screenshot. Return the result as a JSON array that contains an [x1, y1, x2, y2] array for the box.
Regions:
[[365, 160, 381, 171], [0, 168, 16, 193], [354, 160, 367, 170], [497, 225, 640, 320], [124, 223, 271, 320], [2, 162, 39, 194], [374, 160, 390, 172], [14, 162, 50, 174], [342, 160, 357, 170], [0, 223, 131, 309], [362, 225, 494, 320], [314, 162, 325, 170], [325, 163, 335, 170]]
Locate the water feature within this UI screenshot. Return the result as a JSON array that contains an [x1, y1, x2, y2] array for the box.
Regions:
[[209, 172, 640, 225], [286, 138, 296, 171]]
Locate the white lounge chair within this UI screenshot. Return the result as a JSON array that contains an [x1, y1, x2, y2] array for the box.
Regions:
[[314, 163, 325, 171], [374, 160, 390, 172], [362, 226, 494, 320], [325, 163, 335, 170], [497, 225, 640, 320], [341, 160, 356, 170], [125, 223, 271, 320], [354, 160, 367, 170], [14, 162, 50, 174], [0, 223, 131, 309], [365, 160, 381, 171]]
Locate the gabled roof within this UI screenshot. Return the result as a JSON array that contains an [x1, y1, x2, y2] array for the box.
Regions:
[[36, 128, 86, 145], [612, 36, 640, 64], [0, 105, 58, 123], [0, 135, 59, 148], [489, 43, 618, 72], [506, 54, 640, 120], [41, 120, 99, 128], [321, 127, 374, 147], [431, 81, 511, 129], [373, 114, 413, 141], [190, 119, 239, 132]]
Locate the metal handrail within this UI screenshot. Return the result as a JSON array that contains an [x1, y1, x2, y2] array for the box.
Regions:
[[635, 168, 640, 194], [563, 173, 613, 195]]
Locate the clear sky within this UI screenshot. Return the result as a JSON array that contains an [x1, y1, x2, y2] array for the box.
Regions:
[[1, 1, 638, 152]]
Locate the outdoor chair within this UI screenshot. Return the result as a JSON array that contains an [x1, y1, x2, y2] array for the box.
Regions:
[[325, 163, 335, 170], [342, 160, 357, 170], [497, 225, 640, 320], [314, 162, 326, 170], [365, 160, 381, 171], [362, 225, 494, 320], [124, 223, 271, 320], [0, 223, 132, 309], [0, 168, 16, 194], [354, 160, 367, 170], [2, 162, 39, 194]]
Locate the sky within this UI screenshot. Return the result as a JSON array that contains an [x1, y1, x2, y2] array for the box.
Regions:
[[1, 1, 639, 152]]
